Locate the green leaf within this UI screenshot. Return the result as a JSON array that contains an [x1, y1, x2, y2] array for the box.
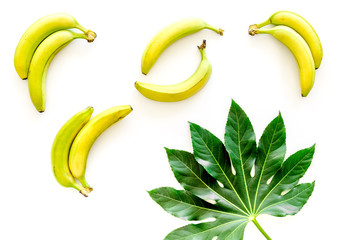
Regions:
[[151, 100, 315, 240]]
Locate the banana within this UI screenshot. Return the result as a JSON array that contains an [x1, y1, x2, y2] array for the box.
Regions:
[[69, 105, 133, 189], [51, 107, 94, 197], [14, 13, 96, 80], [249, 25, 315, 97], [249, 11, 322, 69], [141, 18, 223, 75], [135, 40, 212, 102], [28, 30, 93, 113]]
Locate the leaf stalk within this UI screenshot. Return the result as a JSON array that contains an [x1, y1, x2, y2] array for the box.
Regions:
[[252, 218, 272, 240]]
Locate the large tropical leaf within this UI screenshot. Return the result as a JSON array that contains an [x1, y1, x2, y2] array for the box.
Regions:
[[149, 100, 315, 240]]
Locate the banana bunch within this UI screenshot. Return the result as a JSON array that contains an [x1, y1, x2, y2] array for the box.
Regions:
[[14, 13, 96, 112], [51, 105, 132, 196], [249, 11, 323, 97], [136, 18, 223, 102]]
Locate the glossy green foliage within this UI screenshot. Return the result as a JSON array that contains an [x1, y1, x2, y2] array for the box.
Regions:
[[149, 100, 315, 240]]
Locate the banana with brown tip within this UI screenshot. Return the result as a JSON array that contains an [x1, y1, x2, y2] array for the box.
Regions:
[[249, 25, 315, 97], [51, 107, 94, 197], [27, 30, 94, 112], [249, 11, 322, 69], [136, 40, 212, 102], [14, 13, 96, 80], [69, 105, 133, 190], [141, 18, 223, 75]]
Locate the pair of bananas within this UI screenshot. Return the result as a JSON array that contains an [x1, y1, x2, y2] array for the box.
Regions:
[[14, 13, 96, 112], [51, 105, 133, 196], [135, 18, 223, 102], [249, 11, 323, 97]]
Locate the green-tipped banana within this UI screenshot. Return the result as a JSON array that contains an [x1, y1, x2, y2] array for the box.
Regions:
[[28, 30, 93, 113], [250, 11, 322, 69], [135, 40, 212, 102], [141, 18, 223, 75], [69, 105, 133, 189], [51, 107, 94, 197], [249, 25, 315, 97], [14, 13, 96, 80]]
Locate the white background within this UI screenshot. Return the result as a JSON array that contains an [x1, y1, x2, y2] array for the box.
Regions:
[[0, 0, 357, 239]]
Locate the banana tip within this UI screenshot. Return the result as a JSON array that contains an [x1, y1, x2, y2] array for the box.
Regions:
[[219, 28, 224, 36], [86, 30, 97, 42], [198, 40, 206, 49], [248, 25, 259, 36], [79, 190, 89, 197]]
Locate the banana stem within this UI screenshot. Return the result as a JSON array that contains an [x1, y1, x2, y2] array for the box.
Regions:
[[78, 176, 92, 190], [72, 182, 89, 197], [256, 19, 271, 28], [75, 23, 97, 42], [252, 218, 272, 240], [205, 24, 224, 35], [256, 28, 274, 35], [248, 18, 274, 36], [72, 32, 88, 40], [197, 40, 207, 58], [76, 23, 90, 34]]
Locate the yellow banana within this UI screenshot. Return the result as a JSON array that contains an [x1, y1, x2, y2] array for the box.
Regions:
[[69, 105, 133, 189], [250, 11, 322, 69], [141, 18, 223, 75], [51, 107, 94, 197], [28, 30, 93, 113], [135, 40, 212, 102], [14, 13, 96, 80], [249, 25, 315, 97]]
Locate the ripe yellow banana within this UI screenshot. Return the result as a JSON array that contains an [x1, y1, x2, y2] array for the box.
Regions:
[[249, 25, 315, 97], [250, 11, 322, 69], [141, 18, 223, 75], [69, 105, 133, 189], [51, 107, 94, 197], [135, 40, 212, 102], [14, 13, 96, 80], [28, 30, 93, 113]]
